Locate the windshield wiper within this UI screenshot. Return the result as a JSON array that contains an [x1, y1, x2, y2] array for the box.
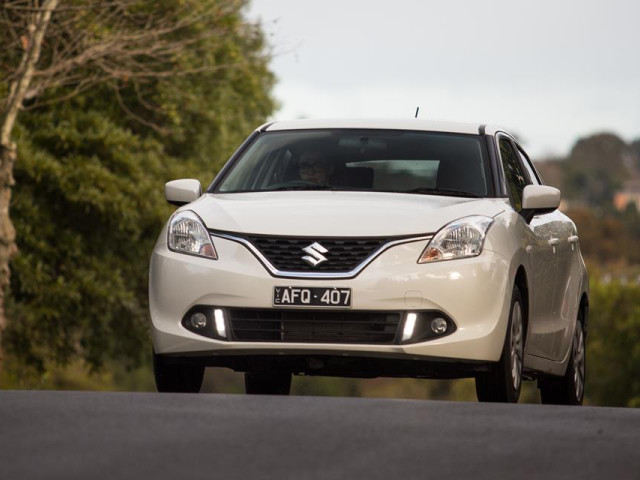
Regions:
[[400, 187, 481, 198], [266, 184, 333, 191]]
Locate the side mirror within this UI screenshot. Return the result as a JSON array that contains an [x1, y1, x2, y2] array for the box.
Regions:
[[521, 185, 561, 223], [165, 179, 202, 206]]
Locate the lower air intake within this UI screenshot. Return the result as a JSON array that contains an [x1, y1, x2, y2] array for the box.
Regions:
[[228, 309, 401, 344]]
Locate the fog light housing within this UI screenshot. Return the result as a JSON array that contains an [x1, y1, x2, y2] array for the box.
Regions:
[[431, 317, 448, 335], [399, 311, 456, 344], [190, 312, 207, 329], [182, 306, 228, 340]]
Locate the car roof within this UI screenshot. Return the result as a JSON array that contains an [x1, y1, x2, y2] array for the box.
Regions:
[[262, 118, 504, 136]]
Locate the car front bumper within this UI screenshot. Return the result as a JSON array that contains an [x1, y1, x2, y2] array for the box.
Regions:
[[149, 233, 512, 364]]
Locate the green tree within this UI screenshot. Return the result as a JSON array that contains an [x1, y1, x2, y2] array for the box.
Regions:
[[1, 0, 275, 375], [630, 139, 640, 171], [6, 109, 168, 371], [586, 280, 640, 407], [564, 133, 631, 208]]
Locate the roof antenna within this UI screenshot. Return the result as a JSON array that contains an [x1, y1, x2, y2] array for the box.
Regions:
[[415, 106, 420, 119]]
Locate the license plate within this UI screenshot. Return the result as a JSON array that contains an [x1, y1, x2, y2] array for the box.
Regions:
[[273, 287, 351, 307]]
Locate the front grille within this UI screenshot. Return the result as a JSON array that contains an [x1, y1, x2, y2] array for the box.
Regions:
[[228, 309, 401, 344], [246, 236, 389, 272]]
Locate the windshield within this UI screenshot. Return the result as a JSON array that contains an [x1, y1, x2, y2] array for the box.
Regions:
[[215, 130, 490, 197]]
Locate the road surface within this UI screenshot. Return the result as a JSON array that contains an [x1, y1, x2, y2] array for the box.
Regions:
[[0, 391, 638, 479]]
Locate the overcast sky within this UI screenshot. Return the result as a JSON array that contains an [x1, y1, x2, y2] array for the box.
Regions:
[[247, 0, 640, 159]]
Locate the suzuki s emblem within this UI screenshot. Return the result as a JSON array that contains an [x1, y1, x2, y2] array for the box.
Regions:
[[302, 242, 328, 267]]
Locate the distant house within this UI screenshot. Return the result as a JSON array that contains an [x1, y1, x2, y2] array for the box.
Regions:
[[614, 180, 640, 211]]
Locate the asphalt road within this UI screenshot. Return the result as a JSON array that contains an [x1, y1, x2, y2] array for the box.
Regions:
[[0, 391, 638, 480]]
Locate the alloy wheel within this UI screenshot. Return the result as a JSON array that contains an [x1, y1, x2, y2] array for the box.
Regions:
[[573, 326, 585, 401], [510, 302, 524, 391]]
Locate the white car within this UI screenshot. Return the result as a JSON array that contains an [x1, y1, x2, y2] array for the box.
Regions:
[[149, 119, 589, 404]]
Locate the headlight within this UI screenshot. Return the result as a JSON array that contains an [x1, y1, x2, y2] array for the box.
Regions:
[[168, 210, 217, 259], [418, 215, 493, 263]]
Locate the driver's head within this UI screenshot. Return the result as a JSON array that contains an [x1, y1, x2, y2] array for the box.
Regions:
[[298, 151, 334, 184]]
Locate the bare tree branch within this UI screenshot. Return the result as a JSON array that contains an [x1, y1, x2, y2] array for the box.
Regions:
[[2, 0, 249, 126], [112, 83, 171, 135], [1, 0, 59, 146]]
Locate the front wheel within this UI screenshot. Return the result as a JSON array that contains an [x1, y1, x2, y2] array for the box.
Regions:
[[475, 286, 524, 403], [245, 371, 292, 395], [539, 314, 586, 405], [153, 351, 205, 393]]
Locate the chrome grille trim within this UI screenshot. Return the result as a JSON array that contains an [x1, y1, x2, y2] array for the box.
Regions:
[[249, 236, 388, 272], [208, 231, 433, 279]]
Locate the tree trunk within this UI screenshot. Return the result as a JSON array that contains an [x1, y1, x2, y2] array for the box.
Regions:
[[0, 144, 17, 331], [0, 0, 58, 355]]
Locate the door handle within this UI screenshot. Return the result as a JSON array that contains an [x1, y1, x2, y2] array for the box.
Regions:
[[568, 235, 579, 244], [548, 238, 560, 246]]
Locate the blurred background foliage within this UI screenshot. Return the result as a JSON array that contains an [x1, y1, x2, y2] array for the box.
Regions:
[[1, 0, 275, 382], [1, 1, 639, 408]]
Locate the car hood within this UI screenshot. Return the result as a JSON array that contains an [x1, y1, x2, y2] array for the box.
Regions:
[[185, 192, 508, 237]]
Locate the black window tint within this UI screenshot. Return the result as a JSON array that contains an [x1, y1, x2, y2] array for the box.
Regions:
[[499, 138, 528, 211], [517, 147, 541, 186], [217, 130, 490, 196]]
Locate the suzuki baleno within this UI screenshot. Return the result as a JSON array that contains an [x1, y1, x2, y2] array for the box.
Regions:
[[149, 119, 589, 404]]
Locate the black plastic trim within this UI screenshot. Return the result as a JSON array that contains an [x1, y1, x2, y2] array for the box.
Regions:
[[398, 311, 456, 344], [181, 305, 227, 340], [157, 352, 493, 379], [209, 229, 432, 241], [227, 307, 402, 344], [515, 143, 545, 185], [258, 121, 276, 132], [485, 134, 505, 196]]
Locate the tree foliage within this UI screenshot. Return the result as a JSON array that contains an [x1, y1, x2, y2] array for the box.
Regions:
[[587, 280, 640, 407], [562, 133, 633, 209], [565, 207, 640, 266], [2, 0, 275, 374]]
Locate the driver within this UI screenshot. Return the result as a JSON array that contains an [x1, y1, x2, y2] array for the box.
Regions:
[[298, 151, 334, 185]]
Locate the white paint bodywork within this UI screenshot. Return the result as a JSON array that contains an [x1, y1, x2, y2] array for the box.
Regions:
[[149, 119, 589, 378], [151, 223, 513, 362], [522, 185, 561, 211], [188, 192, 506, 237], [165, 179, 202, 205], [264, 118, 481, 134]]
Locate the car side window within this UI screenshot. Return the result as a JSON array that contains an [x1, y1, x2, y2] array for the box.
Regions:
[[499, 138, 529, 211], [516, 147, 541, 186]]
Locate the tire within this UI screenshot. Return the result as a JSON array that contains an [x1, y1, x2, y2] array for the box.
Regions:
[[539, 313, 586, 406], [475, 286, 525, 403], [245, 371, 292, 395], [153, 351, 205, 393]]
